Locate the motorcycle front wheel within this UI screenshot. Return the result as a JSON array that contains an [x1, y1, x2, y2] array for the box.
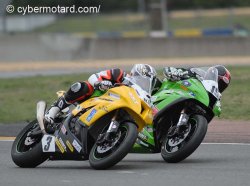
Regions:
[[11, 120, 48, 168], [89, 122, 138, 170], [161, 114, 208, 163]]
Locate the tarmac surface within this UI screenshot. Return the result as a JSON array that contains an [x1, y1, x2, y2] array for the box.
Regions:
[[2, 119, 250, 186], [1, 119, 250, 143], [1, 141, 250, 186], [1, 119, 250, 186]]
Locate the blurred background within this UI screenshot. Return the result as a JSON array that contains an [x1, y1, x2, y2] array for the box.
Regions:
[[0, 0, 250, 61], [1, 0, 250, 34], [0, 0, 250, 123]]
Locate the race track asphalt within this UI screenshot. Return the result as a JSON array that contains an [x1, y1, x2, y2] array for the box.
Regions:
[[1, 119, 250, 143], [1, 119, 250, 186], [1, 141, 250, 186]]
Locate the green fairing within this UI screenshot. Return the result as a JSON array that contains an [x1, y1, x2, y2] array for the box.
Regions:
[[132, 78, 219, 153], [131, 125, 156, 153], [130, 143, 154, 153], [153, 79, 209, 110], [139, 126, 155, 146]]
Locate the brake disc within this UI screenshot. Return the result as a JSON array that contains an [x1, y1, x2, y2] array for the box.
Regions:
[[97, 131, 121, 154], [167, 125, 191, 147]]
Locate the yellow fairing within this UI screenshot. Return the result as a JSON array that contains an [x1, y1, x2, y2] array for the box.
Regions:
[[71, 86, 153, 131]]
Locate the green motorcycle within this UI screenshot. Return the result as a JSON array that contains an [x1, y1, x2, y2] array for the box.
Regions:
[[132, 66, 222, 163]]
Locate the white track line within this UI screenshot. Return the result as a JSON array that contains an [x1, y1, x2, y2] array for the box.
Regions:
[[0, 137, 15, 141]]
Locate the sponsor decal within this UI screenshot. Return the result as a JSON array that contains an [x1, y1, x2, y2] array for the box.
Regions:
[[176, 91, 185, 96], [97, 98, 113, 102], [55, 138, 65, 153], [86, 108, 97, 122], [182, 80, 191, 87], [61, 125, 67, 135], [73, 139, 82, 153], [66, 140, 74, 152], [99, 105, 109, 113], [138, 132, 148, 141], [42, 135, 55, 152], [180, 85, 188, 91], [59, 138, 67, 151], [108, 92, 120, 99], [76, 105, 83, 111], [189, 91, 196, 97], [146, 126, 153, 133], [129, 92, 139, 104], [165, 90, 175, 94], [139, 139, 149, 147]]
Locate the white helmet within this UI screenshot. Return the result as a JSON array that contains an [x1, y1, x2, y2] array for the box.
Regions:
[[131, 64, 157, 78], [130, 64, 157, 94]]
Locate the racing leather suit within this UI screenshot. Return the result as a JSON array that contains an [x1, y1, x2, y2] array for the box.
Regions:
[[45, 68, 125, 124]]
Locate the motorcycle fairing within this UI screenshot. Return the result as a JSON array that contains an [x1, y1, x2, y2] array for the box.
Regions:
[[72, 86, 153, 132], [41, 115, 89, 161], [153, 78, 209, 108]]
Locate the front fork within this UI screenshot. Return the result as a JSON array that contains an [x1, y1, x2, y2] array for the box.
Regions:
[[168, 109, 190, 137], [96, 110, 120, 144], [177, 109, 189, 127]]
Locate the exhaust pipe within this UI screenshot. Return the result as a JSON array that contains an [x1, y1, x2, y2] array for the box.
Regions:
[[37, 101, 47, 134]]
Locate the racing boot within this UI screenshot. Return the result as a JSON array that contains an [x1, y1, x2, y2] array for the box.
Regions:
[[44, 96, 70, 133]]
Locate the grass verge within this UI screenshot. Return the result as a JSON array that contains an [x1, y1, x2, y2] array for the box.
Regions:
[[220, 66, 250, 120], [0, 65, 249, 124], [0, 74, 89, 123]]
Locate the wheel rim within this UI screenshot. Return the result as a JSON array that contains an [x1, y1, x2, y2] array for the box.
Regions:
[[16, 123, 42, 153], [92, 125, 128, 160], [165, 118, 198, 153]]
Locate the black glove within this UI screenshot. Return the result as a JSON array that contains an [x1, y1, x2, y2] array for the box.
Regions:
[[164, 67, 188, 81]]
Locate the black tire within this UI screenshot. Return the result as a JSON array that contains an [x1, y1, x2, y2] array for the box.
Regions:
[[161, 115, 207, 163], [11, 120, 48, 168], [89, 122, 138, 170]]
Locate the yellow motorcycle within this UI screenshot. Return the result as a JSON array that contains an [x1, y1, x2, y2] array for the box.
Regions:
[[11, 77, 153, 169]]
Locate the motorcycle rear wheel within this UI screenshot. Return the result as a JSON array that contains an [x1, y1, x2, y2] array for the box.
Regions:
[[11, 120, 48, 168], [89, 122, 138, 169], [161, 114, 208, 163]]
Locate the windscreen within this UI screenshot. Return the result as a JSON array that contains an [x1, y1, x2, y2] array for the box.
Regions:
[[204, 67, 219, 82], [123, 76, 152, 94], [191, 67, 220, 100], [190, 67, 218, 82]]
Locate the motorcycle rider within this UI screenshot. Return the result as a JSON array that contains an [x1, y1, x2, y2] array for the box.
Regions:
[[163, 65, 231, 93], [44, 64, 158, 126], [162, 65, 231, 136]]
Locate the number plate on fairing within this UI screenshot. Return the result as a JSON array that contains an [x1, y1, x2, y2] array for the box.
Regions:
[[42, 135, 56, 152]]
